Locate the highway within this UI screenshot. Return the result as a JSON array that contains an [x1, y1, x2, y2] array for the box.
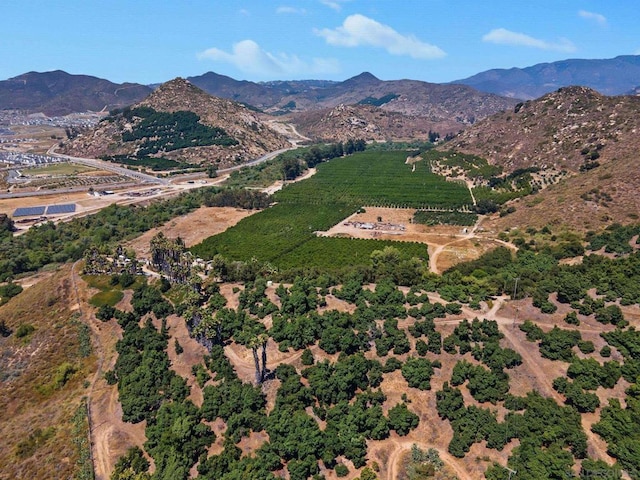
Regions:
[[1, 144, 300, 201], [218, 146, 295, 173], [48, 151, 169, 185]]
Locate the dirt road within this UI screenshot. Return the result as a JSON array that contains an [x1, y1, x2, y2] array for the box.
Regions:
[[386, 440, 474, 480]]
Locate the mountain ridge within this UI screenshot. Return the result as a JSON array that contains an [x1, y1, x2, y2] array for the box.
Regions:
[[453, 54, 640, 99], [0, 70, 152, 116]]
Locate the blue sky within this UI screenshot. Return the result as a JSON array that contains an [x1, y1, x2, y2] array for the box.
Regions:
[[2, 0, 639, 84]]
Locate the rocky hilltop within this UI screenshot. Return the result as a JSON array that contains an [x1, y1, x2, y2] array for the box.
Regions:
[[61, 78, 290, 167], [445, 86, 640, 172], [444, 87, 640, 230]]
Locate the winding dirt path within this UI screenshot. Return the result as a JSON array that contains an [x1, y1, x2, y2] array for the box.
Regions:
[[386, 440, 473, 480], [428, 216, 518, 274], [478, 297, 615, 465], [71, 264, 148, 480]]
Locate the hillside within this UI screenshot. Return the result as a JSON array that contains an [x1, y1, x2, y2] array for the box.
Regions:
[[0, 266, 94, 480], [443, 86, 640, 230], [187, 71, 336, 110], [287, 103, 460, 142], [0, 70, 151, 116], [271, 73, 518, 125], [60, 78, 291, 168], [454, 54, 640, 99], [188, 71, 517, 127]]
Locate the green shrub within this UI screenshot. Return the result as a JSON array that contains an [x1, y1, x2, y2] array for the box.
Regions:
[[335, 464, 349, 477], [15, 323, 35, 338]]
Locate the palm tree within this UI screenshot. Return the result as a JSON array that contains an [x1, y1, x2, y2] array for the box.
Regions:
[[247, 332, 270, 384]]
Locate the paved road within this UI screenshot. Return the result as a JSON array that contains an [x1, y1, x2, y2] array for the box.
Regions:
[[217, 146, 297, 174], [49, 152, 169, 185], [0, 182, 140, 200], [1, 145, 299, 200]]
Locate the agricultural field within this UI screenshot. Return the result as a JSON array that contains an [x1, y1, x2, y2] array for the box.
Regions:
[[276, 150, 473, 209], [192, 150, 473, 270], [24, 162, 98, 176], [102, 154, 198, 171], [413, 210, 478, 227], [191, 202, 358, 263], [275, 236, 428, 271]]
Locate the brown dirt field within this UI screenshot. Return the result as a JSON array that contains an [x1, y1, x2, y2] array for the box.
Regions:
[[165, 314, 209, 407], [434, 237, 499, 273], [125, 206, 255, 258], [320, 207, 462, 243], [318, 207, 513, 274], [385, 440, 474, 480]]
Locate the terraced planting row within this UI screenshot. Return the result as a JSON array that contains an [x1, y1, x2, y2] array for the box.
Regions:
[[275, 150, 473, 209], [192, 150, 468, 270]]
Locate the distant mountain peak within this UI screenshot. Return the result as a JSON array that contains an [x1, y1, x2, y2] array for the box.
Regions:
[[344, 72, 380, 84], [0, 70, 152, 115], [454, 54, 640, 99]]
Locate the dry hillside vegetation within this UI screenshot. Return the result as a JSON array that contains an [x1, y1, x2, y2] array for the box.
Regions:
[[445, 86, 640, 172], [288, 104, 460, 143], [444, 87, 640, 230], [61, 78, 290, 168], [0, 265, 94, 480], [271, 73, 517, 123]]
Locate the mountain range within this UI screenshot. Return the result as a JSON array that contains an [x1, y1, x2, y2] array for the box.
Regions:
[[0, 70, 152, 116], [3, 55, 640, 119], [6, 54, 640, 231], [453, 55, 640, 100]]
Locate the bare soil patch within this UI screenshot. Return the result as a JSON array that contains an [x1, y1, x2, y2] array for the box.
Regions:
[[320, 207, 506, 274], [125, 206, 256, 258], [435, 237, 498, 273], [165, 314, 209, 407], [321, 207, 462, 242]]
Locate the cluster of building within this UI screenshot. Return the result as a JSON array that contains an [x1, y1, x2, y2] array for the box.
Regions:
[[0, 152, 61, 166], [0, 110, 102, 128]]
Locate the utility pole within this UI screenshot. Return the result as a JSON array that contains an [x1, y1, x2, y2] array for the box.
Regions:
[[507, 468, 517, 480]]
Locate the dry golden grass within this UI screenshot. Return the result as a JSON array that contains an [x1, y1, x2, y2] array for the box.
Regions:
[[0, 265, 95, 480]]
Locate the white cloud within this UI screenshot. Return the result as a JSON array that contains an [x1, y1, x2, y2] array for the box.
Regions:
[[320, 0, 350, 11], [315, 14, 446, 59], [482, 28, 576, 52], [578, 10, 607, 26], [276, 6, 306, 15], [197, 40, 339, 77]]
